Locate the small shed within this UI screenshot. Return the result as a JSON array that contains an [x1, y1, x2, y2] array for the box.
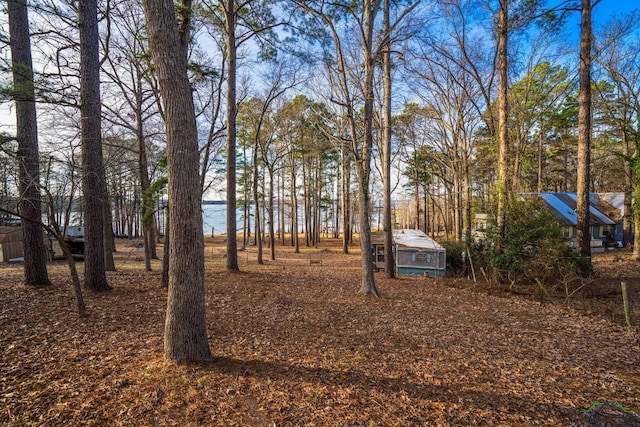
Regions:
[[393, 229, 446, 277], [371, 229, 446, 277], [0, 226, 24, 263]]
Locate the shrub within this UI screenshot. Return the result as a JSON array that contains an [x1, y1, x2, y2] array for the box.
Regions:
[[441, 240, 467, 276], [476, 197, 589, 285]]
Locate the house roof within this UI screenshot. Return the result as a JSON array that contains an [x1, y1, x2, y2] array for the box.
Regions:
[[528, 193, 616, 226], [371, 229, 445, 251], [597, 192, 625, 219], [392, 229, 445, 251]]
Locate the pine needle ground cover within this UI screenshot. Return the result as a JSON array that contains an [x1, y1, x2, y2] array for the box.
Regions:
[[1, 237, 638, 425]]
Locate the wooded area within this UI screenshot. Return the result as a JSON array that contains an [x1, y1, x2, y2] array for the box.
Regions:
[[1, 0, 640, 422]]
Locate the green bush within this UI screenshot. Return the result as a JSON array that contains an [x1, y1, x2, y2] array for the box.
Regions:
[[441, 240, 467, 276], [441, 239, 490, 278], [476, 197, 590, 284]]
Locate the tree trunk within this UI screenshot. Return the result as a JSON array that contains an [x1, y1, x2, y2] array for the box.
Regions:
[[633, 180, 640, 260], [623, 131, 633, 246], [161, 207, 169, 287], [79, 0, 109, 291], [313, 158, 321, 247], [341, 147, 350, 254], [454, 172, 463, 242], [103, 184, 116, 271], [302, 154, 310, 247], [358, 1, 379, 296], [382, 0, 395, 278], [290, 147, 300, 253], [225, 0, 239, 270], [414, 179, 420, 231], [142, 0, 212, 362], [423, 186, 429, 235], [494, 0, 509, 255], [8, 0, 51, 287], [137, 76, 154, 270], [576, 0, 592, 259], [463, 139, 472, 244], [268, 167, 276, 260], [253, 139, 263, 265], [537, 126, 544, 193]]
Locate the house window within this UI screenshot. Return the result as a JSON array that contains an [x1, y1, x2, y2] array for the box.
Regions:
[[415, 252, 427, 262], [408, 251, 432, 265]]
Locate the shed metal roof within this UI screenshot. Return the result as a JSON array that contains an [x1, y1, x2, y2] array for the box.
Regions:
[[392, 229, 445, 251]]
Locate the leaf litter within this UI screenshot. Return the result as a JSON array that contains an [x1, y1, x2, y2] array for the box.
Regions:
[[0, 237, 638, 426]]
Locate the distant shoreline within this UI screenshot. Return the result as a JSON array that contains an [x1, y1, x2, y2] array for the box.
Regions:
[[157, 200, 226, 206]]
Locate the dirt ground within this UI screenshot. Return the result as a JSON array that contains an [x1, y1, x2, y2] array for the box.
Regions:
[[1, 237, 638, 426]]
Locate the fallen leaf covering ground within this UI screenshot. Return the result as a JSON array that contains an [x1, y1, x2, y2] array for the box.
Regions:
[[1, 237, 639, 426]]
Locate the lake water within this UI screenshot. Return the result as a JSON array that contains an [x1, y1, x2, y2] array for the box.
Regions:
[[201, 203, 241, 236]]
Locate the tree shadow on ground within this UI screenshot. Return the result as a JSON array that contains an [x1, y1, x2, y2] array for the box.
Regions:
[[206, 355, 572, 422]]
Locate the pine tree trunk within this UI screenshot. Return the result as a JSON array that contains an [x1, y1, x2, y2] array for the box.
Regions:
[[225, 1, 239, 270], [623, 131, 633, 246], [79, 0, 109, 291], [8, 0, 51, 287], [576, 0, 592, 259], [269, 167, 276, 260], [103, 184, 116, 271], [290, 149, 300, 253], [495, 0, 509, 255], [341, 148, 350, 254], [633, 180, 640, 260], [142, 0, 212, 362], [382, 0, 394, 278], [161, 207, 169, 287], [358, 0, 379, 296], [463, 149, 472, 244], [253, 140, 263, 265]]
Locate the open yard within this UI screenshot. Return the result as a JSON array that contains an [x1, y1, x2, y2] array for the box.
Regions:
[[1, 237, 639, 426]]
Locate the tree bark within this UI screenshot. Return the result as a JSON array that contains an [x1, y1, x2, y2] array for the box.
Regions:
[[137, 72, 154, 271], [268, 166, 276, 260], [161, 207, 169, 287], [225, 0, 240, 271], [253, 137, 263, 264], [290, 143, 300, 253], [623, 131, 633, 246], [358, 1, 380, 296], [8, 0, 51, 287], [494, 0, 509, 254], [382, 0, 395, 278], [633, 181, 640, 260], [103, 184, 116, 271], [79, 0, 109, 291], [576, 0, 592, 259], [341, 147, 351, 254], [142, 0, 212, 362]]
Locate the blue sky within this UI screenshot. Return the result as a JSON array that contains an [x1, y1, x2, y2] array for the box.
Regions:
[[591, 0, 638, 26], [596, 0, 638, 17], [552, 1, 639, 44]]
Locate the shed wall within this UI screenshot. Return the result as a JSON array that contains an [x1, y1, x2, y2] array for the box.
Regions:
[[0, 229, 24, 262]]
